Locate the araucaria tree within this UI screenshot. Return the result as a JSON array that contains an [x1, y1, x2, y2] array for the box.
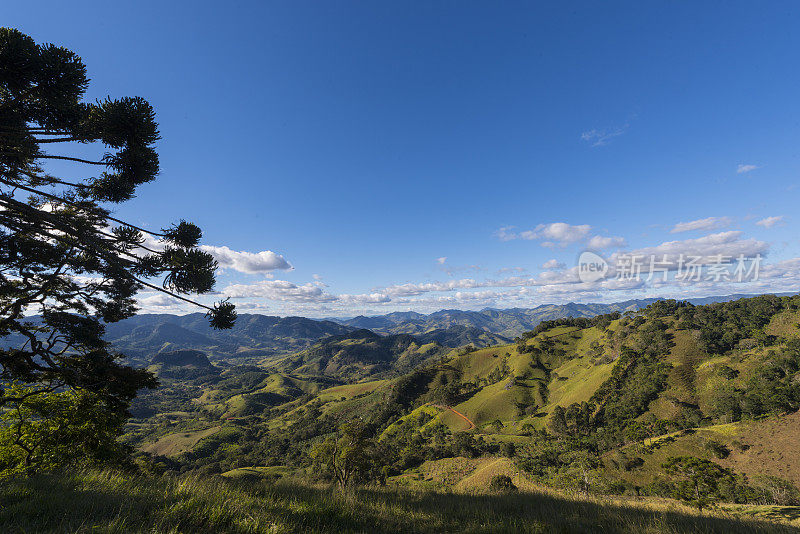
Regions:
[[0, 28, 235, 472]]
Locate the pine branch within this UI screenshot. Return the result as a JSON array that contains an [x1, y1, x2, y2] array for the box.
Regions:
[[33, 138, 83, 144], [0, 177, 166, 238], [36, 154, 106, 165], [0, 193, 215, 313], [132, 277, 216, 312], [15, 167, 89, 189]]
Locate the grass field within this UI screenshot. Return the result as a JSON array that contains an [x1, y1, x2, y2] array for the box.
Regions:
[[1, 470, 797, 533], [141, 426, 221, 457], [606, 411, 800, 489], [316, 379, 388, 402]]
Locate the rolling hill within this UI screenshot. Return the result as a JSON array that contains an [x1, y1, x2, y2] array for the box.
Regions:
[[103, 312, 509, 364], [265, 329, 450, 381], [131, 293, 800, 507]]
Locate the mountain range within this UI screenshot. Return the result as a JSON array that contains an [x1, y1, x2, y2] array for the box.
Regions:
[[106, 301, 652, 362], [326, 294, 782, 338], [105, 293, 796, 362], [6, 293, 786, 366]]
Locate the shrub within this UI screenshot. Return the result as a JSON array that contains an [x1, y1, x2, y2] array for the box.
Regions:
[[751, 475, 800, 505], [489, 474, 517, 492], [704, 440, 730, 459], [623, 457, 645, 471], [718, 365, 739, 379], [731, 439, 750, 452]]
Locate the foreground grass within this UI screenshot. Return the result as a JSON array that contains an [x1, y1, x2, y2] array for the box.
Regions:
[[0, 470, 797, 533]]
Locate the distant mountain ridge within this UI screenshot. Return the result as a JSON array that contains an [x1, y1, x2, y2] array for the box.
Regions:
[[331, 299, 662, 339], [103, 313, 353, 363], [5, 293, 790, 365], [328, 294, 794, 339]]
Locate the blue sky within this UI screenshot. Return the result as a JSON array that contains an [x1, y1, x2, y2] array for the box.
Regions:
[[8, 1, 800, 317]]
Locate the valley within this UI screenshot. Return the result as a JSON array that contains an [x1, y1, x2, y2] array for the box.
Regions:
[[111, 293, 800, 529]]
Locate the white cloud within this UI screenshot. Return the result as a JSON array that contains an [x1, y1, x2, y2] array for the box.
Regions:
[[223, 280, 335, 302], [755, 216, 784, 229], [136, 292, 195, 314], [737, 164, 758, 174], [495, 226, 518, 241], [528, 223, 592, 245], [338, 293, 393, 304], [611, 231, 769, 270], [671, 216, 732, 234], [499, 222, 591, 247], [382, 279, 486, 297], [138, 293, 184, 308], [498, 222, 623, 251], [758, 257, 800, 283], [126, 233, 292, 276], [542, 259, 565, 270], [587, 235, 627, 249], [153, 223, 790, 318], [200, 245, 292, 274], [581, 124, 629, 147], [497, 266, 527, 275]]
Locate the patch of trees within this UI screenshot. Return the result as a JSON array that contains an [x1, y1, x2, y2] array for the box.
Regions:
[[0, 386, 132, 477], [489, 474, 517, 492], [548, 402, 593, 438], [516, 434, 607, 494], [685, 295, 788, 354], [708, 341, 800, 421], [642, 299, 692, 318], [648, 456, 800, 510], [591, 349, 671, 439]]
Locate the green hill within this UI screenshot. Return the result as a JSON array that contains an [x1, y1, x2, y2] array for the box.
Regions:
[[118, 293, 800, 529], [265, 329, 451, 381], [151, 349, 213, 368]]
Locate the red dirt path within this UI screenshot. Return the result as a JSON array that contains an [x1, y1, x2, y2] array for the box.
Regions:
[[434, 404, 476, 430]]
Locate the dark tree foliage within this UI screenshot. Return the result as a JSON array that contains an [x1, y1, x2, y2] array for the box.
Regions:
[[489, 474, 517, 492], [687, 295, 785, 353], [590, 348, 670, 439], [0, 29, 235, 442], [642, 299, 692, 318], [522, 312, 621, 340], [661, 456, 753, 511], [738, 341, 800, 417]]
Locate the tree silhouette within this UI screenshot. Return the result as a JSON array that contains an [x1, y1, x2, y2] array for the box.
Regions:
[[0, 28, 236, 451]]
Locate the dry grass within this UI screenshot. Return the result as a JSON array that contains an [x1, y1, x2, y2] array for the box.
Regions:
[[1, 470, 797, 533]]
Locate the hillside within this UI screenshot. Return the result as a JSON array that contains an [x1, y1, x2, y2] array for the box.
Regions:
[[103, 312, 509, 365], [416, 324, 511, 347], [120, 293, 800, 525], [151, 349, 214, 368], [101, 301, 659, 363], [4, 295, 779, 368], [265, 329, 450, 381]]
